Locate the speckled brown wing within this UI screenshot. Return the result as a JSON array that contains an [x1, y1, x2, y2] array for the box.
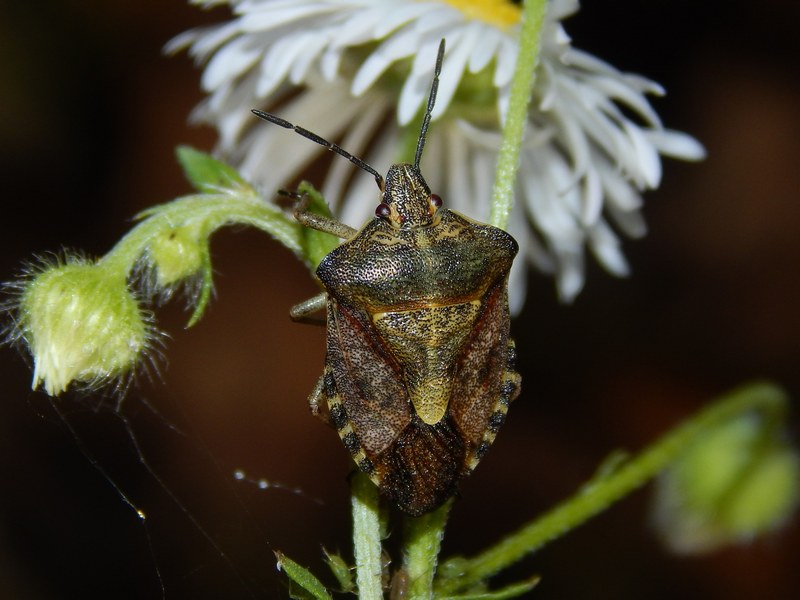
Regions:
[[449, 277, 521, 473], [324, 299, 410, 458], [324, 297, 468, 515]]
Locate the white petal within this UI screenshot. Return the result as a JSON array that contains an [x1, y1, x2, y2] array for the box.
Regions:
[[468, 28, 501, 73], [398, 36, 448, 124], [607, 203, 648, 238], [645, 128, 706, 161], [588, 219, 629, 276], [623, 72, 665, 96], [559, 47, 620, 79], [445, 120, 471, 212], [549, 0, 580, 22], [470, 146, 496, 222], [398, 73, 430, 125], [597, 162, 643, 212], [493, 36, 518, 87], [339, 128, 398, 227], [289, 34, 330, 84], [331, 7, 390, 48], [320, 47, 343, 80], [622, 120, 662, 188], [321, 98, 391, 208], [496, 84, 511, 125], [431, 27, 477, 120], [257, 33, 314, 97], [523, 148, 581, 238], [507, 261, 527, 318], [218, 107, 254, 152], [538, 62, 559, 111], [239, 82, 362, 192], [202, 35, 262, 91], [177, 21, 241, 62], [549, 105, 591, 179], [374, 3, 436, 39], [238, 4, 338, 33], [585, 73, 663, 128], [555, 250, 585, 303], [581, 167, 603, 226], [523, 229, 556, 274], [410, 5, 464, 35], [351, 29, 417, 95]]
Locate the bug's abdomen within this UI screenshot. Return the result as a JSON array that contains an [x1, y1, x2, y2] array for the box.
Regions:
[[373, 413, 465, 516]]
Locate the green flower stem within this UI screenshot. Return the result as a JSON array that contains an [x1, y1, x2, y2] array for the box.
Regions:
[[99, 192, 303, 275], [351, 472, 384, 600], [490, 0, 547, 230], [436, 382, 789, 594], [403, 500, 453, 599]]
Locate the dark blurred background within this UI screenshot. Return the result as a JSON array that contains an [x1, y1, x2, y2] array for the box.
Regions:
[[1, 1, 798, 598]]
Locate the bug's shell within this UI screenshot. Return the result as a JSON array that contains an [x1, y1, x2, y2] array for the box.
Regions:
[[314, 199, 520, 515]]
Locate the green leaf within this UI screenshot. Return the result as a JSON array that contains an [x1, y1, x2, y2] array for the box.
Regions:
[[186, 250, 213, 328], [176, 145, 246, 194], [288, 584, 316, 600], [275, 551, 333, 600], [437, 576, 540, 600], [323, 547, 354, 593], [295, 181, 341, 268]]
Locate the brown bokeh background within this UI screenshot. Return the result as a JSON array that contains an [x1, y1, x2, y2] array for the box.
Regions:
[[1, 1, 798, 598]]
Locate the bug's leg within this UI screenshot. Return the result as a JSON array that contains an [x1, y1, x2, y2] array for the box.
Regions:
[[467, 339, 522, 472], [290, 292, 327, 325], [278, 190, 358, 240], [307, 373, 330, 424], [279, 190, 357, 240]]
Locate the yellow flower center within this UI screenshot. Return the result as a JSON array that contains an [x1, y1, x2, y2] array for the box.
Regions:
[[440, 0, 522, 29]]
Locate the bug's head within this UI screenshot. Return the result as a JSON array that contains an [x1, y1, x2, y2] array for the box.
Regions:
[[374, 164, 442, 229], [373, 40, 447, 230]]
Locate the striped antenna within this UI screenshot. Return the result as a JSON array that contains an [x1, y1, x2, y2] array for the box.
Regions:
[[413, 39, 446, 170], [251, 109, 384, 191]]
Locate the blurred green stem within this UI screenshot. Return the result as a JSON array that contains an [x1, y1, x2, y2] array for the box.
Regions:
[[352, 473, 383, 600], [490, 0, 547, 229], [435, 382, 788, 594], [403, 501, 452, 599]]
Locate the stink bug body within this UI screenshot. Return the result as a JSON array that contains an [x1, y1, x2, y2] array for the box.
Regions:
[[253, 40, 520, 515]]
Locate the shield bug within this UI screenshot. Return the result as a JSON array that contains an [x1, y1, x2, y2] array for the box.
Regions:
[[252, 40, 520, 516]]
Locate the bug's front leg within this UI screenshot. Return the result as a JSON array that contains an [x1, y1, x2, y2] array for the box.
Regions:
[[290, 292, 327, 325], [280, 190, 358, 240]]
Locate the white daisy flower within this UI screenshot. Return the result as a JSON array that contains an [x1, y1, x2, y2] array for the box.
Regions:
[[170, 0, 704, 309]]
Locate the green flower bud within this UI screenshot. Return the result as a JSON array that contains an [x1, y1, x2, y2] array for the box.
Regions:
[[14, 257, 154, 396], [147, 222, 206, 288], [653, 415, 800, 554]]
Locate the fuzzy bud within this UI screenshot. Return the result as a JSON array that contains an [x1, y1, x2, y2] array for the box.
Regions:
[[147, 223, 206, 288], [652, 415, 800, 554], [15, 258, 153, 396]]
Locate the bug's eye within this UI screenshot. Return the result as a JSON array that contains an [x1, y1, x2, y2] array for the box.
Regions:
[[375, 202, 391, 219], [430, 194, 443, 208]]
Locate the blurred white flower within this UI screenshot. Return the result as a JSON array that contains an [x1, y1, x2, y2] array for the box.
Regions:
[[171, 0, 704, 309]]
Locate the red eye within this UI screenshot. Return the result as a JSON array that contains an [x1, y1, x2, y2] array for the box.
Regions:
[[375, 202, 391, 219], [430, 194, 443, 208]]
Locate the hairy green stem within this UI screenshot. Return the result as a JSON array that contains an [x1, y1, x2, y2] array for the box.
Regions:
[[352, 473, 384, 600], [490, 0, 548, 229], [403, 501, 453, 599], [99, 193, 302, 275], [436, 382, 788, 594]]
